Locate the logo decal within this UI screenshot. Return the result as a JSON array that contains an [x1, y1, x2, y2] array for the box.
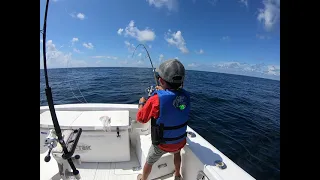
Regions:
[[76, 143, 92, 153], [173, 95, 188, 110]]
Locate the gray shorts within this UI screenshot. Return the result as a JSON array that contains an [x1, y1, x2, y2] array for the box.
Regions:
[[146, 145, 180, 165]]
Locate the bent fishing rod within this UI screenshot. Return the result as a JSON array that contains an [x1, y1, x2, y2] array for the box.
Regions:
[[132, 44, 159, 86], [41, 0, 81, 176]]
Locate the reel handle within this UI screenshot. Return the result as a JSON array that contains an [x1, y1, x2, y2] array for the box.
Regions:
[[44, 149, 52, 162]]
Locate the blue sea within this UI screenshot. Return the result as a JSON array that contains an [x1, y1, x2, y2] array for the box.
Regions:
[[40, 67, 280, 180]]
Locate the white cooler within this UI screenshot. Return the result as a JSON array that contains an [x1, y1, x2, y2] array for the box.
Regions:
[[40, 110, 131, 163]]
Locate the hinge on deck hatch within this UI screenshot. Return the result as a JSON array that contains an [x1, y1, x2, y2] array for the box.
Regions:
[[117, 127, 121, 138]]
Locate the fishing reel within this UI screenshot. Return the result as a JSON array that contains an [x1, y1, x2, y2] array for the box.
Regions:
[[43, 128, 82, 180], [136, 85, 157, 109], [145, 85, 156, 97], [43, 129, 58, 162]]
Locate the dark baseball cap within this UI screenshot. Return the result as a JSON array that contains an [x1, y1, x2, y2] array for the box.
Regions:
[[156, 59, 185, 84]]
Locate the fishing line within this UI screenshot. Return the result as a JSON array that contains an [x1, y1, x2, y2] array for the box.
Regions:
[[66, 57, 88, 103], [41, 40, 87, 104], [132, 44, 159, 86]]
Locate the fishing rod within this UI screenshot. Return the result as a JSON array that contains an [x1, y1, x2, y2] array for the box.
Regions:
[[41, 0, 81, 178], [132, 44, 159, 86]]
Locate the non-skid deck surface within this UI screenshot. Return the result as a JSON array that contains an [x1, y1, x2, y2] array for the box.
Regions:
[[41, 148, 174, 180]]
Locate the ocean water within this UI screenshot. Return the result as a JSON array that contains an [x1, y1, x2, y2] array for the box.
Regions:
[[40, 67, 280, 180]]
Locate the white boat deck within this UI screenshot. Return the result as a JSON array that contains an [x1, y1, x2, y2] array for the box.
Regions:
[[40, 147, 175, 180], [40, 104, 256, 180]]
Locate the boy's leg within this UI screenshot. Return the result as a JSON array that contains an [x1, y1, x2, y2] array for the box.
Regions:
[[173, 151, 182, 177], [138, 145, 166, 180]]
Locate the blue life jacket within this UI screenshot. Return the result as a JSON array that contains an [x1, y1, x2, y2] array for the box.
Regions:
[[150, 88, 190, 145]]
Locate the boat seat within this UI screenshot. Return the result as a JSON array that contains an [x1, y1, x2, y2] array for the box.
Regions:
[[136, 134, 175, 180]]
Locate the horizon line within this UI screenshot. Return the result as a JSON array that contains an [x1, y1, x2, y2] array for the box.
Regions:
[[40, 66, 280, 81]]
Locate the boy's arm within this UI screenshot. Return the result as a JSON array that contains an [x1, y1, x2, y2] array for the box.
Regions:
[[136, 95, 159, 123]]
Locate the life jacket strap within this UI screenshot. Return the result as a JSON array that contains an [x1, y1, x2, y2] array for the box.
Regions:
[[162, 132, 187, 142], [162, 121, 188, 130]]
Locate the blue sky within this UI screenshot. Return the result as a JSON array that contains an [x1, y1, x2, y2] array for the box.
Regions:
[[40, 0, 280, 80]]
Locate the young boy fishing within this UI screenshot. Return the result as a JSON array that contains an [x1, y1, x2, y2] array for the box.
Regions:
[[136, 59, 191, 180]]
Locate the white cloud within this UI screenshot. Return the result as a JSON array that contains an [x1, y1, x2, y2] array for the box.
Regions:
[[257, 0, 280, 30], [83, 42, 94, 49], [106, 56, 118, 60], [70, 12, 86, 20], [155, 54, 165, 66], [71, 37, 79, 43], [266, 65, 280, 75], [239, 0, 248, 7], [124, 41, 135, 52], [221, 36, 230, 41], [196, 49, 204, 54], [117, 28, 124, 35], [124, 41, 130, 46], [138, 53, 142, 57], [91, 56, 118, 60], [146, 0, 178, 11], [71, 37, 79, 46], [92, 56, 104, 58], [212, 61, 280, 77], [148, 45, 152, 49], [165, 30, 188, 53], [121, 20, 156, 42], [77, 13, 85, 20], [42, 40, 87, 68], [188, 63, 199, 67], [131, 58, 145, 65], [159, 54, 164, 62], [73, 48, 81, 53]]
